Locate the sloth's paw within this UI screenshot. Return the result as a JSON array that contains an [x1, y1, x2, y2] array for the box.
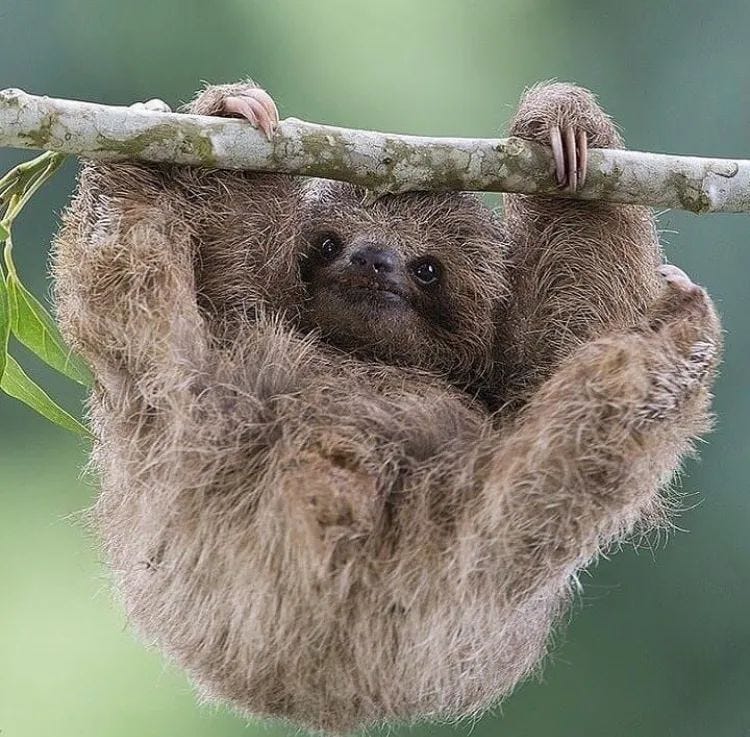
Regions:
[[643, 264, 721, 392]]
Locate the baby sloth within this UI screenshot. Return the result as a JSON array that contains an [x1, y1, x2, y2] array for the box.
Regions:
[[53, 80, 721, 733]]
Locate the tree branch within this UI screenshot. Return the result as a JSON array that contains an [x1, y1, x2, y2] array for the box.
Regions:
[[1, 87, 748, 214]]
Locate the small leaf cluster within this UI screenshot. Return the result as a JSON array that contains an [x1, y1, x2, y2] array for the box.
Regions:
[[0, 152, 92, 437]]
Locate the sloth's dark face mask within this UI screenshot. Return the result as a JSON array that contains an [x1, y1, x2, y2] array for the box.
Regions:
[[295, 181, 508, 377]]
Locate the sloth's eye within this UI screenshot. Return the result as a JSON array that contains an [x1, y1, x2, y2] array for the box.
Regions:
[[318, 234, 343, 262], [410, 258, 441, 286]]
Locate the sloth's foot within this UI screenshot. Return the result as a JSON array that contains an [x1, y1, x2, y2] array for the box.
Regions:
[[647, 263, 719, 376], [652, 263, 712, 327], [629, 265, 720, 424]]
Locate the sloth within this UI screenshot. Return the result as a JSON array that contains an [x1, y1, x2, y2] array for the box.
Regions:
[[52, 80, 721, 733]]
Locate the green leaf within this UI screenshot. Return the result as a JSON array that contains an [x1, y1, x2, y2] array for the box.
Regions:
[[0, 222, 9, 241], [2, 153, 66, 222], [0, 355, 91, 438], [6, 274, 93, 387], [0, 268, 9, 381]]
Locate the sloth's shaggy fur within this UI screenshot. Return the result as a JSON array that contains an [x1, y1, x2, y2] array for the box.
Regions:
[[52, 81, 722, 733]]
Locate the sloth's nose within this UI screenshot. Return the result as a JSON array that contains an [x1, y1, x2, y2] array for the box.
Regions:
[[349, 245, 397, 275]]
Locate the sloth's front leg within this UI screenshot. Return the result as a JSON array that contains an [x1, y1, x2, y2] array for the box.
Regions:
[[478, 265, 721, 598], [500, 82, 663, 395]]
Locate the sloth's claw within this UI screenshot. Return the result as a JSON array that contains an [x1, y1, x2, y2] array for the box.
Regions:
[[549, 125, 565, 186], [549, 125, 588, 192], [577, 129, 588, 187], [564, 125, 578, 191], [222, 88, 279, 140], [248, 87, 280, 127]]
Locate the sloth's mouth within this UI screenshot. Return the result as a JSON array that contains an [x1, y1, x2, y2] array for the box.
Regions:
[[330, 277, 411, 308]]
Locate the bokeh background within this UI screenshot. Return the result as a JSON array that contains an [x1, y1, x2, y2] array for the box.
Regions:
[[1, 1, 748, 736]]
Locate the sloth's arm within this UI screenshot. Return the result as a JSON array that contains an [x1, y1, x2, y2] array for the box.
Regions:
[[53, 82, 297, 392], [52, 160, 211, 387], [502, 82, 663, 392], [53, 163, 312, 407], [474, 271, 721, 598]]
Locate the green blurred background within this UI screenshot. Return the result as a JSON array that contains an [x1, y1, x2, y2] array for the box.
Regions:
[[1, 1, 748, 735]]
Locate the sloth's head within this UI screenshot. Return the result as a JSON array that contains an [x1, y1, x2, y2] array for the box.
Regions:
[[298, 182, 510, 381]]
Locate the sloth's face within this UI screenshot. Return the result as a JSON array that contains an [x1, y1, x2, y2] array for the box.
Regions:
[[297, 183, 509, 379], [301, 229, 453, 360]]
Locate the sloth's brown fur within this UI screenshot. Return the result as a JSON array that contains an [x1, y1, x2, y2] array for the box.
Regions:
[[52, 81, 722, 733]]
